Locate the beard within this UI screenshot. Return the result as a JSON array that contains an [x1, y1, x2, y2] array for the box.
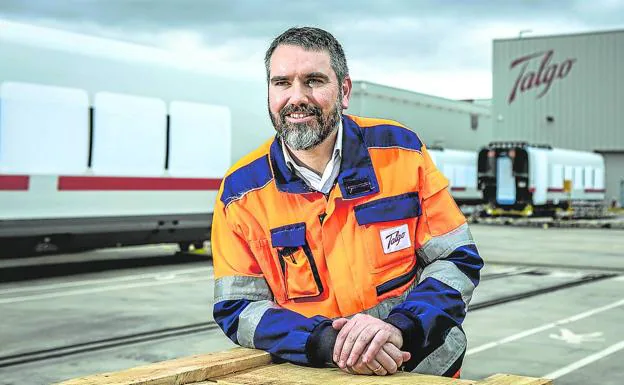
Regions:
[[270, 98, 342, 151]]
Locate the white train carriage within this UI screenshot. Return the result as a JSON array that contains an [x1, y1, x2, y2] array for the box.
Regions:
[[427, 148, 482, 205], [477, 142, 606, 216], [0, 20, 272, 255]]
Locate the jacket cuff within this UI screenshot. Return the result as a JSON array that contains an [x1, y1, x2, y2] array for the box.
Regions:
[[305, 320, 339, 367], [385, 311, 422, 349]]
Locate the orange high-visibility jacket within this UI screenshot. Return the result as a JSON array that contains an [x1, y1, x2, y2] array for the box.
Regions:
[[212, 115, 483, 376]]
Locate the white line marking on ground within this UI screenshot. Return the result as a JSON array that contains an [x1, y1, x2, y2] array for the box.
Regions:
[[544, 340, 624, 379], [0, 266, 212, 295], [0, 275, 214, 304], [549, 328, 603, 344], [466, 298, 624, 356]]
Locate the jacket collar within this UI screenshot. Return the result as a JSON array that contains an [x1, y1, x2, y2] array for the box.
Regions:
[[269, 114, 379, 199]]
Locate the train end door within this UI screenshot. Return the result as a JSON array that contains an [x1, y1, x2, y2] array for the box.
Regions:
[[496, 156, 516, 205]]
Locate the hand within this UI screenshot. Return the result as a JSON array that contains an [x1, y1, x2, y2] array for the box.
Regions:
[[339, 343, 411, 376], [332, 314, 406, 370]]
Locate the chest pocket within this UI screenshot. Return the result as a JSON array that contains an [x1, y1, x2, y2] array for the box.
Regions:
[[270, 223, 323, 300], [354, 192, 421, 272]]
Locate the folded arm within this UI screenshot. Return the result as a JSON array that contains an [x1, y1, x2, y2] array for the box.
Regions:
[[212, 198, 336, 366]]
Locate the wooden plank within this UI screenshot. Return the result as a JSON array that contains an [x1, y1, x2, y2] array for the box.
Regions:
[[212, 362, 477, 385], [55, 348, 272, 385], [56, 348, 553, 385], [474, 374, 552, 385]]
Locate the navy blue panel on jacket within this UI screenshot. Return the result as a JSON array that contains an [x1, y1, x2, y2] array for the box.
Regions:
[[354, 192, 421, 225], [254, 308, 330, 365], [220, 155, 273, 206], [361, 122, 423, 152], [213, 299, 251, 345]]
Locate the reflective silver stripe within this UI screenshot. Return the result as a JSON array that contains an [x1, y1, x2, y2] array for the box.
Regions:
[[411, 326, 466, 376], [419, 260, 475, 307], [417, 223, 475, 265], [361, 277, 418, 319], [361, 291, 407, 319], [236, 300, 275, 348], [214, 276, 272, 302]]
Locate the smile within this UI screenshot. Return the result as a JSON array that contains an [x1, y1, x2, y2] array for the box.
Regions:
[[289, 113, 312, 118], [286, 113, 315, 122]]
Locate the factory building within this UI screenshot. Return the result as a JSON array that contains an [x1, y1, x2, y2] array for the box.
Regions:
[[492, 29, 624, 206], [348, 81, 492, 152]]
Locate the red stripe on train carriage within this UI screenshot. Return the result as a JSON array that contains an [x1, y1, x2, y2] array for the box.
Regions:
[[584, 188, 605, 193], [547, 188, 564, 192], [0, 175, 30, 190], [450, 187, 466, 192], [58, 176, 223, 191]]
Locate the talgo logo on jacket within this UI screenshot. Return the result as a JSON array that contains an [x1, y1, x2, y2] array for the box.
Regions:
[[380, 224, 411, 254]]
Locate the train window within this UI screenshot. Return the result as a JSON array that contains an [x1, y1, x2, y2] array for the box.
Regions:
[[168, 101, 231, 177], [443, 164, 455, 187], [584, 167, 593, 189], [467, 165, 478, 188], [574, 167, 583, 190], [0, 82, 89, 174], [550, 164, 563, 188], [594, 169, 605, 189], [564, 166, 573, 184], [456, 165, 468, 188], [91, 92, 166, 176]]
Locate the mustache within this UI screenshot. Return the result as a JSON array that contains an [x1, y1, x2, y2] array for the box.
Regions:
[[279, 104, 321, 121]]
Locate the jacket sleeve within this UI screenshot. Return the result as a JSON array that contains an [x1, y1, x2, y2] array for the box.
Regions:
[[212, 196, 336, 366], [384, 145, 484, 376]]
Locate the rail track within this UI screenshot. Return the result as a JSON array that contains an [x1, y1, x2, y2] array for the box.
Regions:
[[0, 267, 618, 369]]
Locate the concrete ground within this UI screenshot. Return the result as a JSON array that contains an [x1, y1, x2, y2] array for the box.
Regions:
[[0, 225, 622, 384], [470, 224, 624, 271]]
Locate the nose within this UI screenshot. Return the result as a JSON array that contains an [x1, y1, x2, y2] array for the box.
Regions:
[[288, 81, 310, 106]]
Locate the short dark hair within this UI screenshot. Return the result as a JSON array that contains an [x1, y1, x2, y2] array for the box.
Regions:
[[264, 27, 349, 84]]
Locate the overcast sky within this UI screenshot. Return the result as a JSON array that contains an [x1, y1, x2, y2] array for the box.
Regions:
[[1, 0, 623, 99]]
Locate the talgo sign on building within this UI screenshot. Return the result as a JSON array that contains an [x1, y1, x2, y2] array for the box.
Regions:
[[508, 50, 577, 104]]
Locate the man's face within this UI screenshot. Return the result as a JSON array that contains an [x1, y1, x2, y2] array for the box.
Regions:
[[268, 44, 351, 150]]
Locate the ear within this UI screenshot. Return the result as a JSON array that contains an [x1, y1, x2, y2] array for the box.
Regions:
[[340, 75, 352, 109]]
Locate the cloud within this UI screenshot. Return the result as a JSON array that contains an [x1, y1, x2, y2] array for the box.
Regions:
[[1, 0, 622, 99]]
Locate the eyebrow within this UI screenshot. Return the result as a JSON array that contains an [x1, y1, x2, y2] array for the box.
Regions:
[[306, 72, 330, 81], [269, 72, 331, 83], [270, 76, 290, 83]]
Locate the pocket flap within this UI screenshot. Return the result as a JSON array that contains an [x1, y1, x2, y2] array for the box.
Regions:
[[354, 192, 421, 225], [270, 222, 306, 247]]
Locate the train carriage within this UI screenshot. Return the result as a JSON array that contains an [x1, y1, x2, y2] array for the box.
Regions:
[[478, 141, 606, 216], [428, 147, 482, 206], [0, 20, 272, 255]]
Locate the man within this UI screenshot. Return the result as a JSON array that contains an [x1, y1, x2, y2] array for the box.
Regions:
[[212, 26, 483, 377]]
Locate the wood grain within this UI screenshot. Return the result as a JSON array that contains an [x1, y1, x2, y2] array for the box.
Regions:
[[56, 348, 553, 385], [474, 374, 553, 385], [55, 348, 272, 385], [213, 362, 476, 385]]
